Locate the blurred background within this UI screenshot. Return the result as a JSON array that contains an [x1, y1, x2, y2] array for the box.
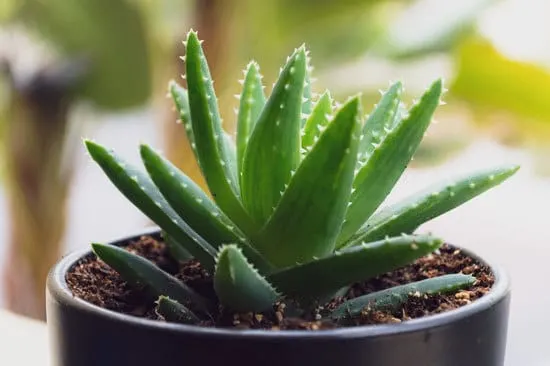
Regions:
[[0, 0, 548, 364]]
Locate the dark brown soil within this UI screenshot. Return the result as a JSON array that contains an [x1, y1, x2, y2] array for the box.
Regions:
[[66, 234, 494, 330]]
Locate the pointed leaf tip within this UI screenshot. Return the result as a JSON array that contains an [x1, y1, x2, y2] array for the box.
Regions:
[[167, 79, 178, 90], [156, 296, 200, 324], [214, 244, 279, 312], [346, 164, 520, 246], [432, 78, 443, 93], [83, 138, 95, 148], [91, 242, 103, 255], [91, 242, 210, 311]]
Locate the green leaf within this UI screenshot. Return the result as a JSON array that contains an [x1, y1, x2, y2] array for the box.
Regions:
[[184, 31, 254, 234], [140, 144, 272, 273], [241, 46, 307, 225], [346, 165, 520, 246], [268, 234, 442, 300], [140, 144, 243, 246], [224, 133, 239, 181], [169, 81, 197, 157], [170, 81, 239, 186], [0, 0, 19, 21], [331, 273, 475, 320], [301, 55, 313, 126], [358, 81, 403, 164], [156, 296, 200, 324], [391, 99, 408, 129], [22, 0, 151, 109], [84, 140, 216, 271], [338, 79, 443, 245], [236, 61, 266, 179], [92, 243, 209, 311], [213, 245, 279, 312], [256, 97, 362, 267], [301, 91, 333, 152], [161, 231, 193, 262]]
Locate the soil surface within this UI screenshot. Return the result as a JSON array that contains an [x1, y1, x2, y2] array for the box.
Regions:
[[66, 234, 494, 330]]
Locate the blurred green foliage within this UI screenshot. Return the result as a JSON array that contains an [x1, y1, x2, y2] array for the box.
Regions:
[[375, 0, 496, 59], [2, 0, 550, 157], [453, 39, 550, 122], [0, 0, 19, 22], [17, 0, 152, 110]]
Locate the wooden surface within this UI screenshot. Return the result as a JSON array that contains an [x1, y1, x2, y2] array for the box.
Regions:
[[0, 309, 49, 365]]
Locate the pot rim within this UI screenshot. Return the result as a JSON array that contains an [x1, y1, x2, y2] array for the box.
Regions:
[[47, 226, 510, 340]]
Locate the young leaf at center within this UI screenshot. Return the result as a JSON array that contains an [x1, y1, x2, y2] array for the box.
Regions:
[[357, 81, 403, 165], [236, 61, 266, 179], [301, 91, 333, 152], [240, 46, 307, 226], [255, 97, 362, 267]]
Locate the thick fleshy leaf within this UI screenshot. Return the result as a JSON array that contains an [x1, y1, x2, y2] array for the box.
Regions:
[[84, 140, 216, 270], [358, 81, 403, 164], [161, 231, 193, 262], [301, 91, 333, 152], [140, 144, 243, 245], [184, 31, 254, 234], [268, 234, 442, 300], [224, 133, 238, 177], [241, 46, 307, 225], [92, 243, 209, 311], [331, 274, 475, 319], [170, 81, 239, 189], [213, 245, 279, 312], [345, 165, 520, 246], [391, 100, 408, 129], [256, 97, 362, 267], [237, 61, 266, 178], [156, 296, 200, 324], [169, 81, 197, 156], [338, 79, 443, 245], [301, 56, 313, 126], [140, 144, 272, 273]]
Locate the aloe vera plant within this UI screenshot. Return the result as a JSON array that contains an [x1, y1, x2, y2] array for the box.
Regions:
[[85, 30, 518, 324]]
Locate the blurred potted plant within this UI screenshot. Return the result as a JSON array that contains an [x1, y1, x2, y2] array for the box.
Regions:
[[47, 31, 516, 365]]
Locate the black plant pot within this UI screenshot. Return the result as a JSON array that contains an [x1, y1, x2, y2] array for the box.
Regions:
[[46, 228, 511, 366]]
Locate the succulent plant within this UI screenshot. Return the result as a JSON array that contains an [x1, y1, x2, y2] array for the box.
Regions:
[[85, 30, 518, 324]]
